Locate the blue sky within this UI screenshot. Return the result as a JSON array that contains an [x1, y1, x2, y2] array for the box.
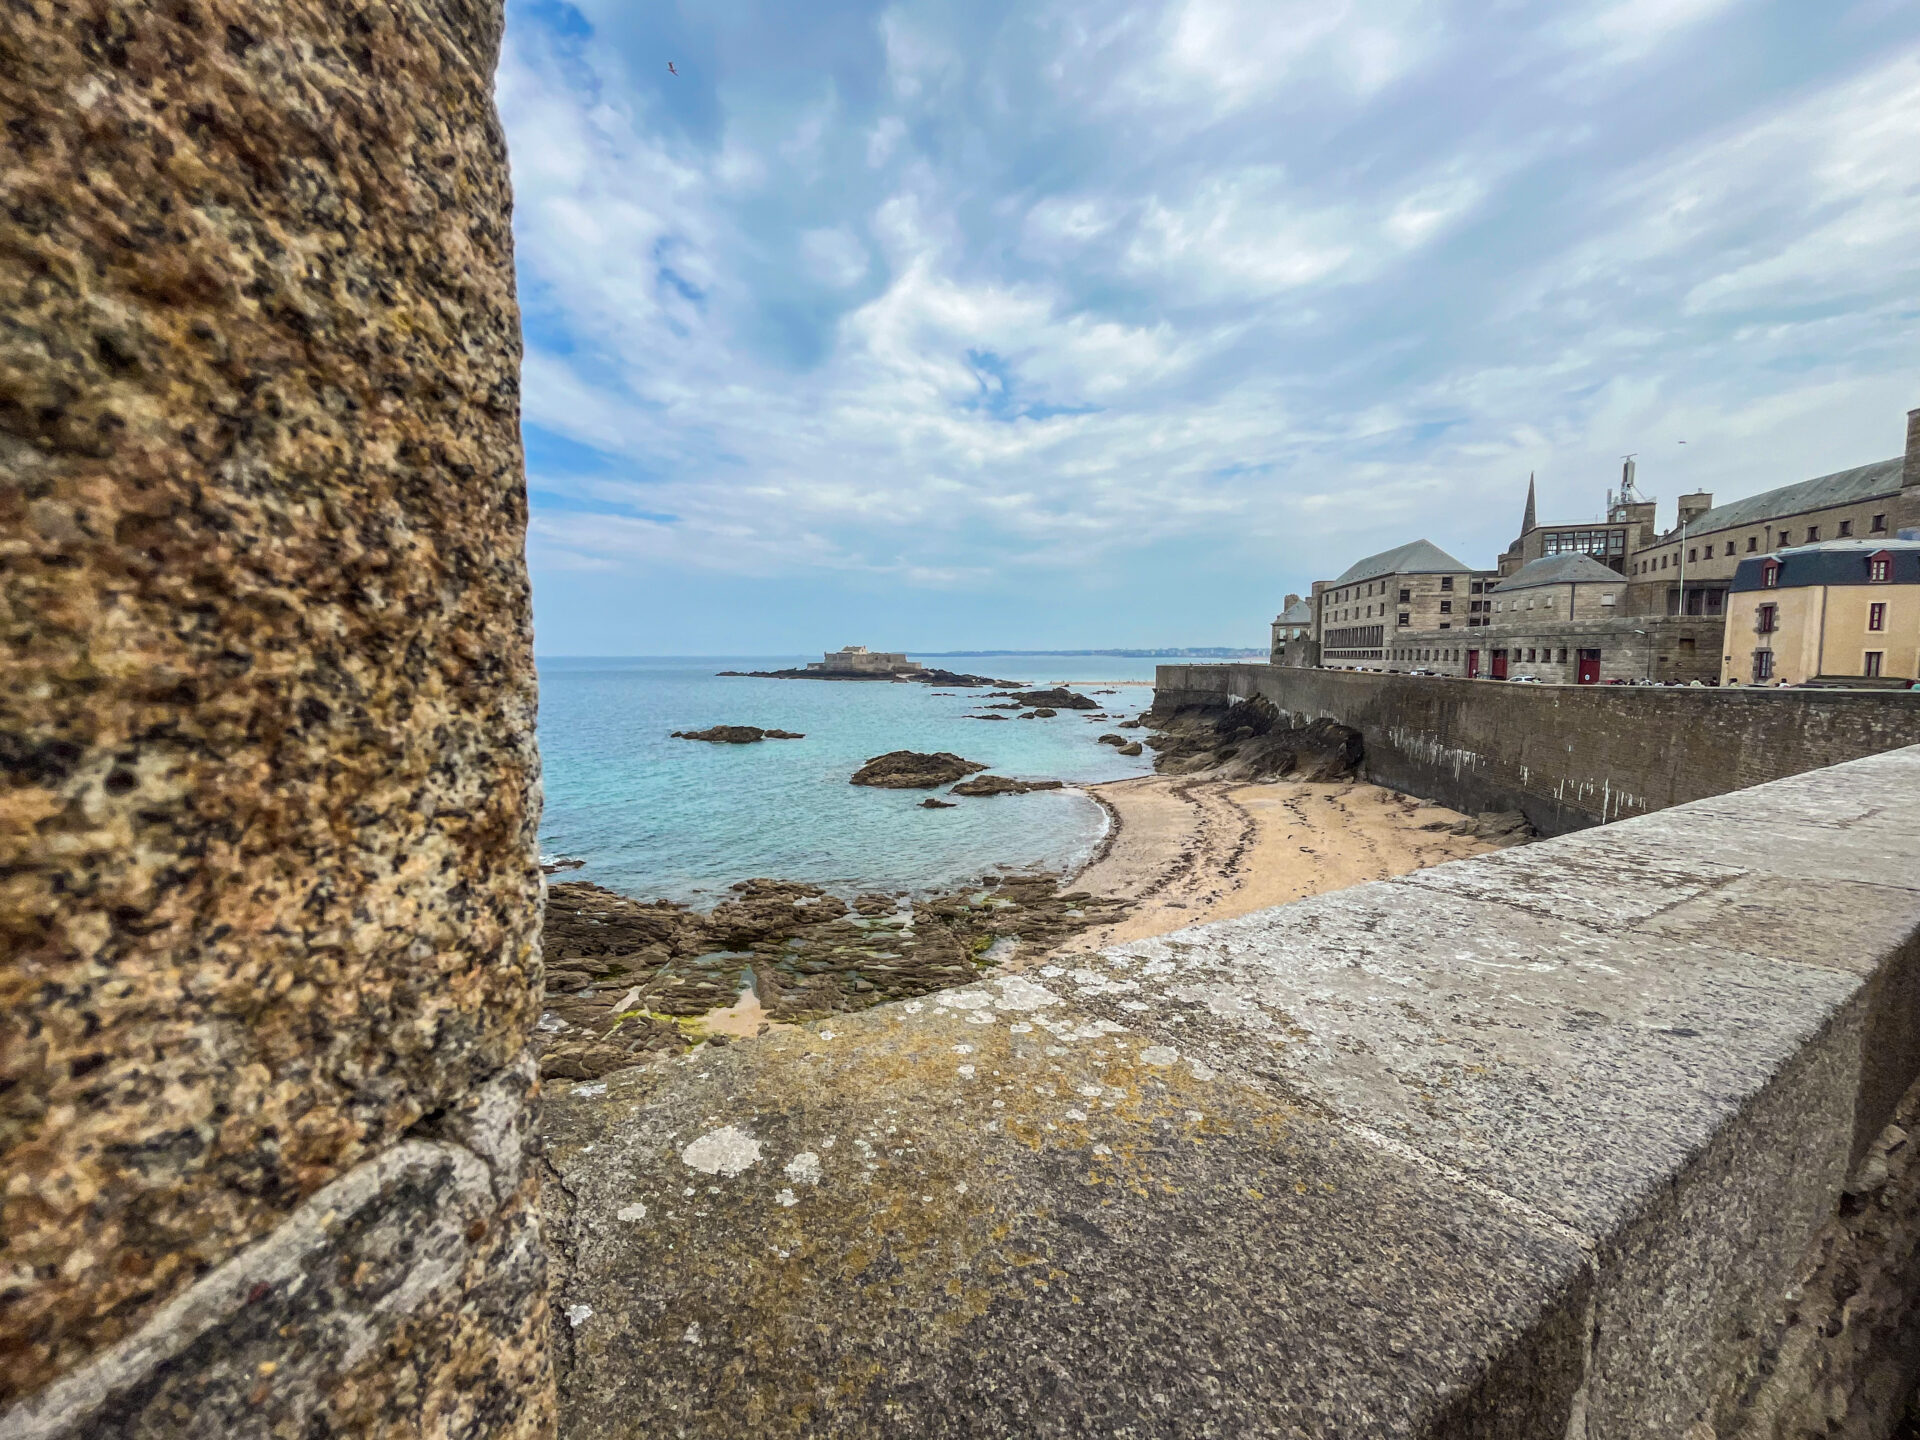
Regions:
[[499, 0, 1920, 656]]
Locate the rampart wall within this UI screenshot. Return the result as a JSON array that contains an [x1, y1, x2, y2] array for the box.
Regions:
[[1156, 663, 1920, 834], [1, 4, 550, 1435]]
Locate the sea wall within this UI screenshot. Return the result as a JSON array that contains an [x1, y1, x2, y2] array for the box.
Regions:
[[1156, 663, 1920, 834], [1, 3, 550, 1436], [541, 747, 1920, 1438]]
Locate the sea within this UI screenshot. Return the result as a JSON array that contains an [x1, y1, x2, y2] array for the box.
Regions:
[[534, 655, 1171, 907]]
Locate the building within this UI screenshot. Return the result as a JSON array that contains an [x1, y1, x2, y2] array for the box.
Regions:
[[807, 646, 914, 675], [1623, 409, 1920, 620], [1311, 540, 1488, 669], [1725, 539, 1920, 686], [1388, 616, 1723, 684], [1270, 593, 1315, 666], [1495, 472, 1656, 578]]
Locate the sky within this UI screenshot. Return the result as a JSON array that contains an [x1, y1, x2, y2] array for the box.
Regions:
[[498, 0, 1920, 656]]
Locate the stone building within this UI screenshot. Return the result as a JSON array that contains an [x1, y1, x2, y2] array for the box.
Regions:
[[1621, 407, 1920, 620], [1270, 594, 1314, 665], [1726, 539, 1920, 686], [1495, 473, 1655, 578], [808, 645, 915, 674], [1310, 540, 1487, 669]]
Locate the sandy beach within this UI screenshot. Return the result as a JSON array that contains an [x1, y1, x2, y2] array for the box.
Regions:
[[1057, 774, 1496, 953]]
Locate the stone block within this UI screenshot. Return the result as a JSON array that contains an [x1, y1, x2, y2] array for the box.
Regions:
[[544, 992, 1592, 1439]]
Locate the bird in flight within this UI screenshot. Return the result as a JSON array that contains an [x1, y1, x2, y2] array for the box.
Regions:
[[667, 61, 679, 76]]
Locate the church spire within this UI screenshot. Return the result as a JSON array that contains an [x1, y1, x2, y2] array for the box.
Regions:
[[1521, 472, 1537, 533]]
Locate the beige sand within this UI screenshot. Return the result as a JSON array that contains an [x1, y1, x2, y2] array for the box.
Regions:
[[1058, 775, 1496, 953]]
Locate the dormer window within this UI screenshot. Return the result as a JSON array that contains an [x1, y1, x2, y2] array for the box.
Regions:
[[1761, 561, 1781, 588], [1868, 552, 1892, 583]]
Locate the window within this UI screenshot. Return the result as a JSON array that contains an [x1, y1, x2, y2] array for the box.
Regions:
[[1557, 648, 1568, 662], [1762, 561, 1781, 588], [1439, 622, 1451, 630], [1747, 536, 1758, 552], [1398, 588, 1411, 604], [1470, 580, 1484, 595], [1602, 592, 1617, 606], [1398, 612, 1410, 627], [1866, 651, 1884, 678], [1757, 603, 1778, 634], [1806, 526, 1819, 542], [1873, 513, 1888, 533], [1438, 600, 1451, 614], [1724, 541, 1735, 557], [1839, 520, 1853, 538], [1753, 649, 1774, 682], [1688, 547, 1697, 562], [1869, 602, 1886, 632], [1870, 556, 1891, 583], [1440, 576, 1454, 591]]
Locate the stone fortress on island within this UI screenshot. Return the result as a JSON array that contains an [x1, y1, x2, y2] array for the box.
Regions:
[[1280, 403, 1920, 686], [806, 645, 916, 675]]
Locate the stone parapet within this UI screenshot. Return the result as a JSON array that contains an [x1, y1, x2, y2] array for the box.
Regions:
[[542, 747, 1920, 1438]]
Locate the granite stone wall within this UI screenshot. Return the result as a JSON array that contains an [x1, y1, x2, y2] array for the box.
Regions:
[[1, 2, 550, 1434], [1156, 664, 1920, 834]]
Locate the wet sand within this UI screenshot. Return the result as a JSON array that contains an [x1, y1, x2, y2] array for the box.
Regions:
[[1056, 775, 1496, 954]]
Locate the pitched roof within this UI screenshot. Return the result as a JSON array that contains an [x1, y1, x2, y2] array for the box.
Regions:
[[1329, 539, 1473, 586], [1675, 458, 1905, 538], [1730, 538, 1920, 592], [1494, 553, 1623, 591], [1276, 597, 1313, 626]]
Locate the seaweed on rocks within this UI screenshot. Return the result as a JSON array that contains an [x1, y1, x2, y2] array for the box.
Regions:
[[535, 876, 1130, 1080]]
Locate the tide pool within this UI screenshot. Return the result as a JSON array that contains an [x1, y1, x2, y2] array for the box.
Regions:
[[534, 655, 1164, 905]]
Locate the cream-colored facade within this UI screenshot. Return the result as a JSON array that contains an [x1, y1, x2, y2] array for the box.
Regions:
[[1722, 542, 1920, 686]]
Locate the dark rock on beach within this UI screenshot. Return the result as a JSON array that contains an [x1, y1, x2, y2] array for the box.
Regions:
[[919, 798, 957, 808], [849, 750, 989, 788], [1097, 734, 1126, 746], [1142, 693, 1362, 782], [949, 775, 1066, 797], [1008, 687, 1098, 710], [671, 725, 805, 743], [1117, 741, 1144, 756], [535, 876, 1130, 1079]]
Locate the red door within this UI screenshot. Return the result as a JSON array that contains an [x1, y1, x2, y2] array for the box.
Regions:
[[1577, 649, 1600, 685], [1466, 649, 1480, 678], [1490, 649, 1508, 680]]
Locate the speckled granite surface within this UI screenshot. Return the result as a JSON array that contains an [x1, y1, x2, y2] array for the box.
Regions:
[[1, 1, 547, 1429]]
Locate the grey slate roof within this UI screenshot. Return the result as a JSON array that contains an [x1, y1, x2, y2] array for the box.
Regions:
[[1329, 539, 1472, 586], [1676, 458, 1904, 538], [1730, 538, 1920, 593], [1494, 553, 1623, 591], [1276, 597, 1313, 626]]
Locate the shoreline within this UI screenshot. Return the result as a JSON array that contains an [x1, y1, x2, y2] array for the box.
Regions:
[[1052, 772, 1496, 954]]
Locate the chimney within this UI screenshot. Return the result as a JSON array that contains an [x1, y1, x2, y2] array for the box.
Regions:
[[1284, 593, 1300, 610], [1677, 492, 1712, 529], [1905, 407, 1919, 490]]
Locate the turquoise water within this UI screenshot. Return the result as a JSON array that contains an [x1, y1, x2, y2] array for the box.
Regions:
[[535, 655, 1164, 905]]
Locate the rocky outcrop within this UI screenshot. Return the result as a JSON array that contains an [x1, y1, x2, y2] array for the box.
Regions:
[[1143, 695, 1362, 781], [1098, 734, 1127, 746], [1117, 741, 1145, 756], [671, 725, 804, 743], [966, 714, 1012, 721], [949, 776, 1067, 797], [849, 751, 989, 788], [536, 878, 1130, 1079], [1008, 687, 1099, 710], [0, 2, 550, 1432], [1440, 811, 1535, 847], [719, 666, 1015, 687], [919, 798, 957, 808]]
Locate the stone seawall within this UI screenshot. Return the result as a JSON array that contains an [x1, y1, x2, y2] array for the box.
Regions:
[[1156, 664, 1920, 835], [1, 3, 550, 1434]]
